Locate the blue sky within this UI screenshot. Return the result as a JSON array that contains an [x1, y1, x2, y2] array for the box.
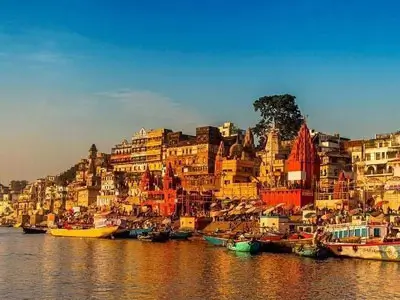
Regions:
[[1, 0, 400, 182]]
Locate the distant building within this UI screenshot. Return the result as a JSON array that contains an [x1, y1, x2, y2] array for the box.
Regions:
[[218, 122, 245, 138]]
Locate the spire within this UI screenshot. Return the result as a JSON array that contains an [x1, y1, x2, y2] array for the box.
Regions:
[[217, 141, 225, 157]]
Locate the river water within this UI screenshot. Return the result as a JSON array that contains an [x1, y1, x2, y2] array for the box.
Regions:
[[1, 228, 400, 300]]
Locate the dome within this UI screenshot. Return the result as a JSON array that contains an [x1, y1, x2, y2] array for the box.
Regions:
[[229, 136, 243, 158]]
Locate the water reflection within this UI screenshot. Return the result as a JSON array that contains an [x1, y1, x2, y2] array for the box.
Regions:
[[2, 228, 400, 299]]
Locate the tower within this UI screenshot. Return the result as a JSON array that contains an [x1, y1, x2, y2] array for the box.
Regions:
[[286, 121, 320, 189]]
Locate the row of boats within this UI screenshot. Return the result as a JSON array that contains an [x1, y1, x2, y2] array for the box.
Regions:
[[21, 224, 193, 242], [18, 217, 400, 262]]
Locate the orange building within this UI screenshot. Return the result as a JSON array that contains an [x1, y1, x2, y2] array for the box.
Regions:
[[139, 164, 177, 216], [260, 122, 320, 207]]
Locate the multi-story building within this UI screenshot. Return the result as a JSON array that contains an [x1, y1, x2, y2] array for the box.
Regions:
[[131, 128, 148, 175], [165, 131, 197, 180], [182, 126, 222, 190], [344, 132, 400, 207], [146, 128, 172, 174], [218, 121, 245, 138], [311, 131, 351, 188], [346, 132, 400, 186], [111, 139, 133, 172]]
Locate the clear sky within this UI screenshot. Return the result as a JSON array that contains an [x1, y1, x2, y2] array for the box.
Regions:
[[1, 0, 400, 183]]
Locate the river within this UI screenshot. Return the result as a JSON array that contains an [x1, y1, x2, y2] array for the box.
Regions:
[[1, 228, 400, 300]]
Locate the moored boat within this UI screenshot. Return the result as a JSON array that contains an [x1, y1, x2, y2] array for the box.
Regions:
[[138, 231, 169, 243], [169, 231, 192, 240], [22, 226, 47, 234], [227, 240, 261, 254], [293, 244, 329, 259], [111, 228, 131, 239], [49, 226, 119, 238], [129, 228, 153, 238], [326, 241, 400, 261], [203, 235, 229, 247]]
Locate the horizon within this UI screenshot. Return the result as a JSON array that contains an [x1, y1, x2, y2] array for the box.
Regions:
[[2, 1, 400, 183]]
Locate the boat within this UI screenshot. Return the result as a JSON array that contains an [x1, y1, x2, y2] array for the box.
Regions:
[[326, 240, 400, 261], [111, 228, 131, 239], [22, 226, 47, 234], [48, 226, 119, 238], [227, 239, 261, 254], [129, 227, 153, 238], [293, 244, 329, 259], [138, 231, 169, 243], [169, 231, 192, 240], [323, 220, 400, 261], [14, 223, 22, 228], [203, 235, 229, 247]]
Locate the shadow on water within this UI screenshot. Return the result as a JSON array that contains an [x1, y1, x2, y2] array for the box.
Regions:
[[1, 228, 400, 299]]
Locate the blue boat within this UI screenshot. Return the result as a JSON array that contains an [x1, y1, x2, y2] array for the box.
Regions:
[[129, 228, 153, 238], [227, 240, 262, 254], [204, 235, 229, 247]]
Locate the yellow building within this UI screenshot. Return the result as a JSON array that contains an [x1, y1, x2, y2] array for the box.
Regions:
[[132, 128, 148, 174], [215, 128, 259, 200], [257, 125, 291, 187], [76, 186, 100, 207], [146, 128, 172, 174]]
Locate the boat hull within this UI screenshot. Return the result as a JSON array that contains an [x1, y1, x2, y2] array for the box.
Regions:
[[129, 228, 153, 238], [204, 235, 228, 247], [327, 242, 400, 261], [227, 241, 261, 254], [49, 226, 119, 238], [170, 231, 192, 240], [23, 227, 47, 234], [138, 232, 169, 242], [293, 244, 329, 259]]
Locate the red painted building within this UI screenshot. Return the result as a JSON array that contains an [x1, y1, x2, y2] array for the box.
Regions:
[[261, 122, 320, 207], [139, 163, 177, 216]]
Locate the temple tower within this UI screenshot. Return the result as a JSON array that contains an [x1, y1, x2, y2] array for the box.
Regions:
[[163, 162, 176, 190], [286, 122, 320, 189]]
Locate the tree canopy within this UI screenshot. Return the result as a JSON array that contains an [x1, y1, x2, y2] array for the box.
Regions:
[[9, 180, 28, 192], [56, 164, 79, 186], [253, 94, 303, 149]]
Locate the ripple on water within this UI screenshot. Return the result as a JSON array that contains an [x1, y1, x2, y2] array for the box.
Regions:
[[1, 228, 400, 299]]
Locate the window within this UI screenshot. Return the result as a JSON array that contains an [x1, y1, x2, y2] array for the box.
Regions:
[[373, 228, 381, 237], [375, 153, 381, 160], [365, 154, 371, 161]]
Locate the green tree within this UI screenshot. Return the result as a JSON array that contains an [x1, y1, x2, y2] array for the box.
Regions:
[[56, 164, 79, 186], [253, 94, 303, 149], [10, 180, 28, 192]]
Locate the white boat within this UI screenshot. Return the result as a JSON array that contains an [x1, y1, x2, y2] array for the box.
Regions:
[[324, 221, 400, 261]]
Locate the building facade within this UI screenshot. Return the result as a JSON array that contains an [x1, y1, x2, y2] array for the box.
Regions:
[[311, 131, 351, 188], [218, 121, 245, 138], [111, 139, 133, 172], [182, 126, 222, 190], [145, 128, 172, 174], [132, 128, 148, 175]]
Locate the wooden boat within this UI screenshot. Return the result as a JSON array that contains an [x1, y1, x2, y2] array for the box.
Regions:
[[293, 244, 329, 259], [169, 231, 192, 240], [326, 241, 400, 261], [204, 235, 229, 247], [111, 228, 131, 239], [227, 240, 261, 254], [48, 226, 119, 238], [138, 232, 169, 243], [129, 228, 153, 238], [22, 226, 47, 234]]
